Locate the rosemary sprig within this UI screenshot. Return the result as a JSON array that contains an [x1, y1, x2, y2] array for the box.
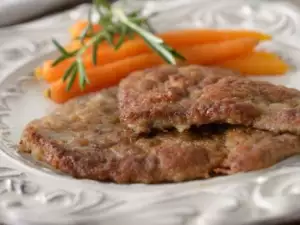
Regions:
[[51, 0, 185, 91], [51, 39, 77, 66], [78, 8, 94, 44]]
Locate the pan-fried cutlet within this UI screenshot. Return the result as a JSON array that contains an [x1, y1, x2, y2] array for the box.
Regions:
[[19, 87, 300, 183], [118, 64, 240, 133], [119, 65, 300, 136]]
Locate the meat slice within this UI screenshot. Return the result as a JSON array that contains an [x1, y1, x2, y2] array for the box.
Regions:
[[191, 76, 300, 135], [19, 87, 300, 183], [118, 64, 240, 133], [219, 127, 300, 174], [119, 65, 300, 135]]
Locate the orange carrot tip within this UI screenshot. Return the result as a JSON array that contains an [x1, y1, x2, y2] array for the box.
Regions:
[[218, 51, 289, 75], [254, 32, 271, 41], [44, 89, 51, 98], [34, 67, 43, 80], [69, 20, 88, 39], [69, 20, 102, 40]]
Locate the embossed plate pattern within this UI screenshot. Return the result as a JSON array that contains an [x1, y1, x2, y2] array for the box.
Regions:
[[1, 1, 300, 224]]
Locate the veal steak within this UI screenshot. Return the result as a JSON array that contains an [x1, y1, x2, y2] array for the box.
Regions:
[[19, 87, 300, 183], [118, 64, 240, 133], [119, 65, 300, 135]]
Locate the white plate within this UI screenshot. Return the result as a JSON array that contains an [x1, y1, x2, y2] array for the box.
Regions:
[[1, 1, 300, 225]]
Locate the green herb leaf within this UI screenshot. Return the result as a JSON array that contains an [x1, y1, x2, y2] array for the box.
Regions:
[[143, 38, 175, 64], [92, 33, 104, 65], [66, 71, 77, 91], [52, 50, 77, 67], [77, 58, 90, 90], [95, 0, 111, 10], [62, 62, 77, 81], [52, 39, 69, 56], [52, 55, 68, 67], [103, 30, 115, 48], [79, 26, 91, 44], [92, 42, 99, 65], [166, 45, 186, 61], [80, 8, 94, 44], [115, 25, 128, 49]]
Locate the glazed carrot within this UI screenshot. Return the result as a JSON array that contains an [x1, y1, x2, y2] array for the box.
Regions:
[[179, 38, 260, 65], [41, 32, 264, 83], [65, 28, 270, 58], [47, 38, 259, 103], [218, 51, 289, 75], [69, 20, 102, 39], [161, 29, 271, 44]]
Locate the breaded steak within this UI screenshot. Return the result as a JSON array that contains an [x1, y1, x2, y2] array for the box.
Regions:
[[19, 87, 300, 183], [118, 64, 239, 133], [119, 65, 300, 135]]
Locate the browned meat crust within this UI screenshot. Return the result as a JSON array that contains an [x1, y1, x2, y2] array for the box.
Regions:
[[118, 64, 240, 133], [119, 65, 300, 135], [217, 127, 300, 174], [190, 76, 300, 135], [19, 88, 300, 183]]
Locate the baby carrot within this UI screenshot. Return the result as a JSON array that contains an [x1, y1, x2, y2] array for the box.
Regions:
[[218, 51, 289, 75], [161, 29, 271, 45], [47, 38, 259, 103]]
